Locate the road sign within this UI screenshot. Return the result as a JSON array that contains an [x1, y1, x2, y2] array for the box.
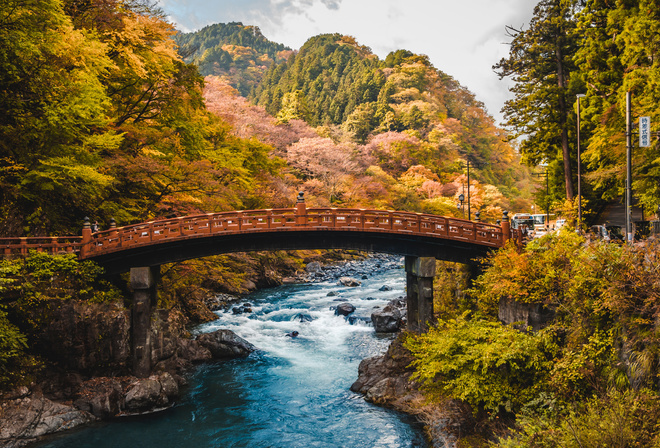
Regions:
[[640, 116, 651, 147]]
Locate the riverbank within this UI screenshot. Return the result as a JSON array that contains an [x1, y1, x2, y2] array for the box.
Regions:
[[350, 334, 476, 447]]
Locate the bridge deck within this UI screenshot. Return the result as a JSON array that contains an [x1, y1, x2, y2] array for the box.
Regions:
[[1, 207, 515, 270]]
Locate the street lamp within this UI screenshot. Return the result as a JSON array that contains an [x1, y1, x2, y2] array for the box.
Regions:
[[457, 193, 465, 218], [576, 94, 586, 230]]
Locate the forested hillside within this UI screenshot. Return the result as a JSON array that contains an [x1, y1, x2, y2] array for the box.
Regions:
[[232, 33, 532, 219], [175, 22, 292, 96]]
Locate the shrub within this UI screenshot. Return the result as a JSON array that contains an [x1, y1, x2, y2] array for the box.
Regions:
[[405, 314, 555, 416]]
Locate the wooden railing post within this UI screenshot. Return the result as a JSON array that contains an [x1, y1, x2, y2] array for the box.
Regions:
[[501, 210, 511, 244], [296, 191, 306, 226], [80, 217, 92, 258]]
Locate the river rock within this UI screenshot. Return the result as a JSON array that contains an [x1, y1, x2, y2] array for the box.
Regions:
[[334, 302, 356, 316], [176, 338, 212, 363], [296, 313, 314, 323], [338, 277, 361, 287], [371, 307, 402, 333], [231, 305, 252, 314], [0, 392, 96, 448], [196, 329, 256, 358], [124, 373, 179, 414], [350, 336, 417, 402], [306, 261, 323, 274], [351, 336, 476, 446], [205, 293, 239, 312], [379, 285, 392, 292], [371, 298, 406, 333], [73, 377, 127, 419]]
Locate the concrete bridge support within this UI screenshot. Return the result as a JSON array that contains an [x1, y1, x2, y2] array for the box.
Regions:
[[130, 266, 159, 378], [405, 256, 436, 333]]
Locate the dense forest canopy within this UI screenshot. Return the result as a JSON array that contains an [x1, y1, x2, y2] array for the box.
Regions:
[[174, 22, 293, 96], [496, 0, 660, 221]]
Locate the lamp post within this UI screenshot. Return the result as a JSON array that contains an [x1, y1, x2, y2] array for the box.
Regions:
[[576, 94, 586, 230], [467, 159, 471, 220], [460, 159, 473, 220], [457, 193, 465, 218]]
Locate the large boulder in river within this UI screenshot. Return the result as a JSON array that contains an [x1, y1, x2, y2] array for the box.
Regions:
[[0, 390, 96, 447], [196, 329, 256, 359], [338, 277, 361, 287], [306, 261, 323, 274], [123, 373, 179, 414], [334, 302, 356, 316], [372, 307, 402, 333], [371, 298, 406, 333]]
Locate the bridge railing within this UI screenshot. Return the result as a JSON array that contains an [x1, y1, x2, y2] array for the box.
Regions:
[[0, 237, 82, 257], [83, 208, 505, 257]]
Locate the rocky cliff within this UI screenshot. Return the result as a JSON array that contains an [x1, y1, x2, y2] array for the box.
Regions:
[[0, 299, 254, 448], [351, 335, 475, 448]]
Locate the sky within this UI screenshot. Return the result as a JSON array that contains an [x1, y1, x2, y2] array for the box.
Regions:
[[156, 0, 537, 127]]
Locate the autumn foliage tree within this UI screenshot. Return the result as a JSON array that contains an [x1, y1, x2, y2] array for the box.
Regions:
[[494, 0, 582, 202]]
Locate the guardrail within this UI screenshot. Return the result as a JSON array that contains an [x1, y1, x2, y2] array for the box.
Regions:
[[0, 237, 82, 257], [0, 206, 516, 260]]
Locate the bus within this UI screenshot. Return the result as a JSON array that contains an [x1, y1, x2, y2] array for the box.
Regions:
[[511, 213, 535, 231], [531, 214, 548, 232]]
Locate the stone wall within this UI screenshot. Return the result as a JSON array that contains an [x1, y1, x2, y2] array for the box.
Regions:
[[498, 298, 555, 332]]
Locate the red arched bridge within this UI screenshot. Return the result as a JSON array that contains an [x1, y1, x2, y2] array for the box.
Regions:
[[1, 199, 517, 273], [0, 196, 519, 377]]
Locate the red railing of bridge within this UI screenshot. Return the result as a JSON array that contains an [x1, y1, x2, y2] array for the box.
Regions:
[[0, 207, 517, 259]]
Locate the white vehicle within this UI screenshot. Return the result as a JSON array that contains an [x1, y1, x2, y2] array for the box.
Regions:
[[511, 213, 535, 237], [531, 214, 548, 232], [555, 218, 567, 229]]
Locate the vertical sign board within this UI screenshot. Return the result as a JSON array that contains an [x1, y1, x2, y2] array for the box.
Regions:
[[640, 116, 651, 147]]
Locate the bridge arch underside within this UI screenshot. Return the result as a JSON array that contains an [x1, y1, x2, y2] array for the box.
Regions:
[[87, 230, 494, 274]]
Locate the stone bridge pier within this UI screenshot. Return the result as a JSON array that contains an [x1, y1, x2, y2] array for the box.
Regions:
[[405, 256, 436, 333], [130, 266, 160, 378]]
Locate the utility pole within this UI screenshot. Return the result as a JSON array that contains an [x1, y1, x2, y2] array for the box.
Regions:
[[626, 92, 633, 243], [576, 94, 585, 228], [467, 159, 471, 221]]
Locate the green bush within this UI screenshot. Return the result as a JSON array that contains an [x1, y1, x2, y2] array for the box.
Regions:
[[496, 389, 660, 447], [405, 314, 556, 416]]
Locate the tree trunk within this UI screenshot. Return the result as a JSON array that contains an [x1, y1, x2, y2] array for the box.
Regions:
[[556, 37, 574, 200]]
